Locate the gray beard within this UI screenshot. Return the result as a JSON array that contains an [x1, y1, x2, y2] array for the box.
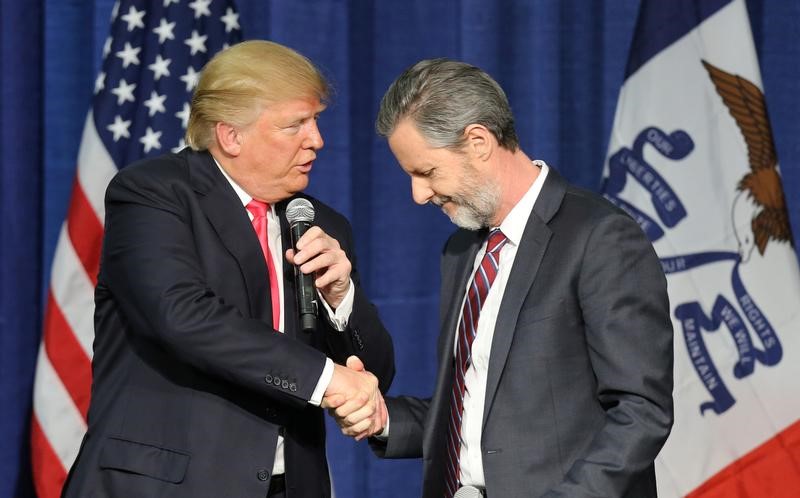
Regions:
[[443, 180, 501, 230]]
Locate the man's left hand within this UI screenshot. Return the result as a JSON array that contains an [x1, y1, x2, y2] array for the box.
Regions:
[[285, 226, 351, 309]]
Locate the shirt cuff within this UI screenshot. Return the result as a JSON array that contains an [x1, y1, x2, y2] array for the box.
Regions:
[[374, 413, 390, 440], [319, 279, 354, 331], [309, 358, 334, 406]]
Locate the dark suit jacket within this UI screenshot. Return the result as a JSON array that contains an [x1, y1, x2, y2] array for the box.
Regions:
[[374, 168, 673, 498], [62, 148, 394, 497]]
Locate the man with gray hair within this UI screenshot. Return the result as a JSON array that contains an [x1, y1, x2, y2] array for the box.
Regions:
[[331, 59, 674, 497], [61, 40, 394, 498]]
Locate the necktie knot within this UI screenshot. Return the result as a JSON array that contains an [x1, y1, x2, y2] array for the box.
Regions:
[[486, 228, 507, 254], [246, 199, 269, 219]]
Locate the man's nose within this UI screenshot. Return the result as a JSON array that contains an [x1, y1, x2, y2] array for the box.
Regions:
[[411, 177, 433, 205], [304, 121, 324, 150]]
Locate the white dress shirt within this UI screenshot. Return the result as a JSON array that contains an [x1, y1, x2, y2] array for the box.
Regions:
[[458, 160, 549, 487], [214, 158, 354, 475]]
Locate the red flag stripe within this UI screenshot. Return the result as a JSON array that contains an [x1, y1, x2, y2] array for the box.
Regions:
[[687, 418, 800, 497], [43, 291, 92, 419], [32, 346, 87, 466], [31, 416, 68, 498], [49, 223, 98, 358], [66, 177, 103, 287]]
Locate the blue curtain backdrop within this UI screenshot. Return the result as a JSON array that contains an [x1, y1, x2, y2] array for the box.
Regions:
[[1, 1, 798, 497]]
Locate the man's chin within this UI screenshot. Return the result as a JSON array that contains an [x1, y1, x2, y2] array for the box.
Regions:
[[279, 177, 310, 201], [293, 175, 310, 191], [445, 207, 484, 231]]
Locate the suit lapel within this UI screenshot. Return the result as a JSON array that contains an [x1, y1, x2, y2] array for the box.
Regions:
[[438, 230, 485, 360], [481, 168, 567, 429], [188, 150, 273, 324], [424, 230, 484, 458]]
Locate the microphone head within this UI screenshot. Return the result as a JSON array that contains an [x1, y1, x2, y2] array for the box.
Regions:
[[286, 198, 315, 224], [453, 487, 483, 498]]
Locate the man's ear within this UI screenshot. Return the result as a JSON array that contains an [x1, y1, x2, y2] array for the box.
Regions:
[[214, 122, 242, 156], [464, 124, 494, 162]]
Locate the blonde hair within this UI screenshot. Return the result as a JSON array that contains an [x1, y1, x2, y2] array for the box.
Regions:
[[186, 40, 330, 150]]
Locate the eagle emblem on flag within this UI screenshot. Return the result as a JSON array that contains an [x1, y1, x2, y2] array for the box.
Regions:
[[702, 60, 794, 262]]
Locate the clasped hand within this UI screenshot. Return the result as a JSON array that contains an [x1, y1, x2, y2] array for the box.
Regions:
[[322, 356, 387, 441]]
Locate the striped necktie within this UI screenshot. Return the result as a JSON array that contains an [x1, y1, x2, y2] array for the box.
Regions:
[[444, 228, 508, 497]]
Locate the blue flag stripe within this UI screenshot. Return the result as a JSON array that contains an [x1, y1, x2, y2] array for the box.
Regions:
[[625, 0, 731, 79]]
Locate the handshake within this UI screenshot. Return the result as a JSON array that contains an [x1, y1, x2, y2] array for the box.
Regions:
[[322, 356, 387, 441]]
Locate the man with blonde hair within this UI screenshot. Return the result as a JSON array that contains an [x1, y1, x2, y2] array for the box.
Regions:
[[61, 40, 394, 498]]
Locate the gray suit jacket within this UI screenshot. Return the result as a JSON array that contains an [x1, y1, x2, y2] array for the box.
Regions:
[[374, 168, 673, 498]]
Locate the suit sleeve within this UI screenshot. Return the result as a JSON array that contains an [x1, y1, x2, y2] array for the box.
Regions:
[[369, 396, 430, 458], [545, 213, 674, 497], [101, 172, 328, 408]]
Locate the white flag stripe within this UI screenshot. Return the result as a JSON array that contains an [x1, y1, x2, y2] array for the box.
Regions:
[[76, 112, 119, 222], [33, 347, 88, 471], [50, 224, 97, 359]]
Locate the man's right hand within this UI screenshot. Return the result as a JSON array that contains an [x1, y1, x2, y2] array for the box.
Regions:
[[323, 356, 387, 440]]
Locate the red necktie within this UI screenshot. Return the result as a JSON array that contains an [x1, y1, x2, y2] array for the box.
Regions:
[[246, 200, 281, 331], [444, 229, 508, 498]]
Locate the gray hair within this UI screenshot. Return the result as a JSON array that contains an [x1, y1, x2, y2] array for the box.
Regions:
[[376, 58, 519, 151]]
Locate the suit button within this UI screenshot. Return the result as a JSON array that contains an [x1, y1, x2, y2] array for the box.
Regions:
[[265, 375, 273, 384], [289, 383, 297, 392], [273, 377, 281, 386], [281, 380, 289, 389], [351, 329, 365, 350], [257, 469, 270, 481]]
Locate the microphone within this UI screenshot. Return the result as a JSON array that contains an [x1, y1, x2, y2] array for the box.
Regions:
[[285, 198, 318, 332], [453, 486, 483, 498]]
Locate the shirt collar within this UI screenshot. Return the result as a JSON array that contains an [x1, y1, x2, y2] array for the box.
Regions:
[[212, 155, 252, 208], [495, 160, 549, 247]]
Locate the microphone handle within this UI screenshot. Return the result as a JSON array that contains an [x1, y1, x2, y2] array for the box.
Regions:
[[290, 220, 318, 331]]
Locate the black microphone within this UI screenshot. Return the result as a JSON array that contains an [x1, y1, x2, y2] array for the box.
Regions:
[[285, 198, 318, 332]]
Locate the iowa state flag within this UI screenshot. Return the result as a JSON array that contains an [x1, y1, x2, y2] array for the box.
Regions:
[[602, 0, 800, 495]]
